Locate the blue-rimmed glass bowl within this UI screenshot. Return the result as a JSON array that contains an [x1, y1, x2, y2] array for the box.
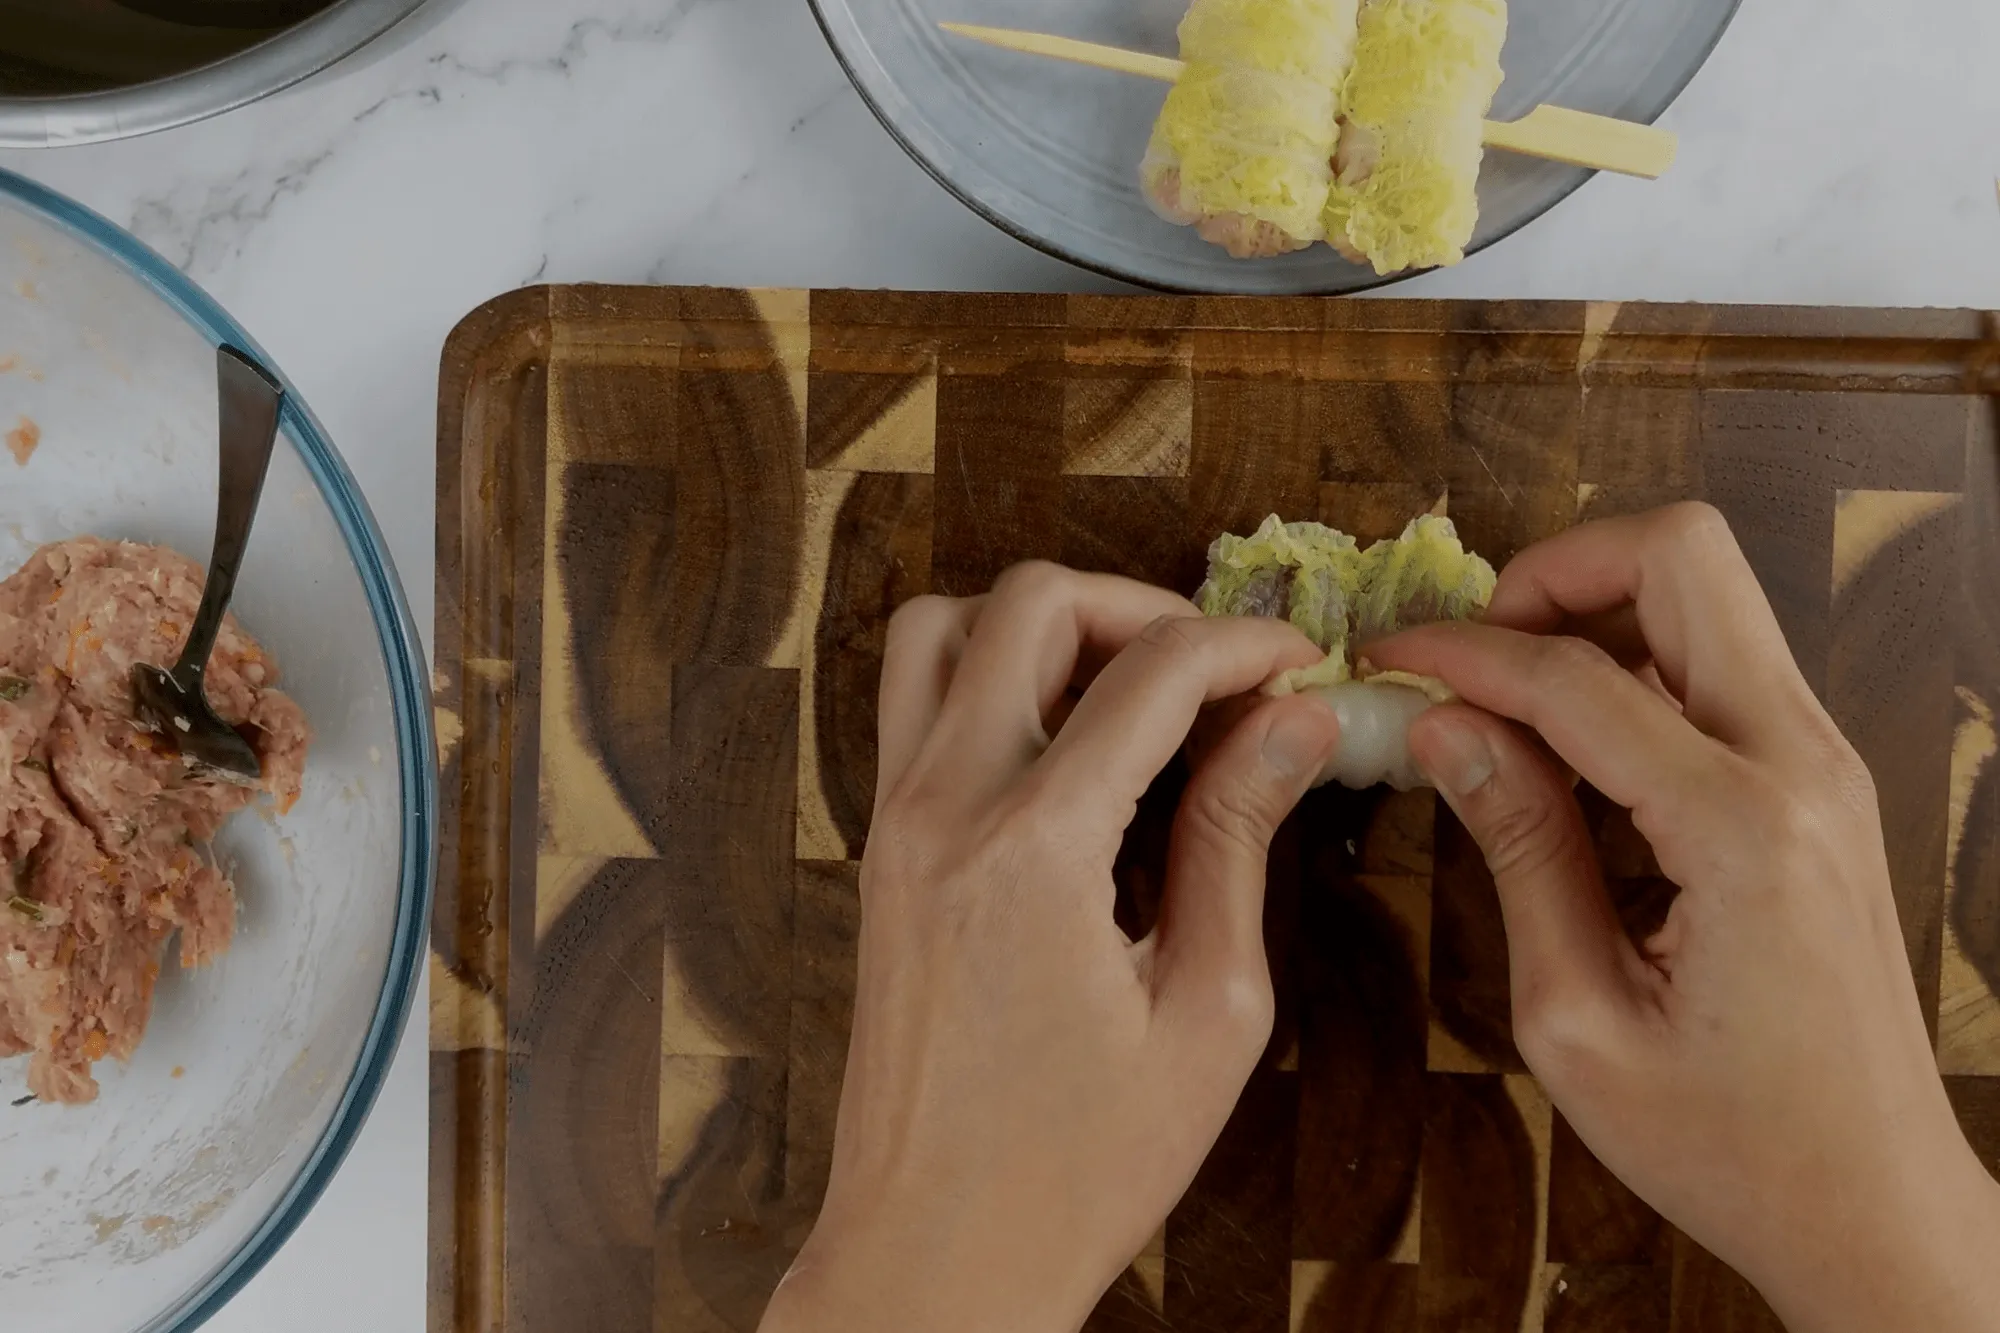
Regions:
[[0, 167, 433, 1333]]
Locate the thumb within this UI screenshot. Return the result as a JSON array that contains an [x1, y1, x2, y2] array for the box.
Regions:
[[1151, 695, 1338, 1032], [1407, 706, 1644, 1056]]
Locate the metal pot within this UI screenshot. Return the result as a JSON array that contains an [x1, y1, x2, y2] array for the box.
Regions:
[[0, 0, 428, 148]]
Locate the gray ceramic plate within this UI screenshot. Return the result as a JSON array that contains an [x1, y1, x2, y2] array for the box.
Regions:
[[812, 0, 1741, 293]]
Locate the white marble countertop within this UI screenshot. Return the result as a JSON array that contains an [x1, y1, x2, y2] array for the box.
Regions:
[[2, 0, 1996, 1328]]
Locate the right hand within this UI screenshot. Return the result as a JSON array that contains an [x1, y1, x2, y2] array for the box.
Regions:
[[1368, 503, 2000, 1333]]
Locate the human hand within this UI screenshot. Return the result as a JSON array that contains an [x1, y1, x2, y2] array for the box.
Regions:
[[1369, 503, 2000, 1333], [759, 564, 1342, 1333]]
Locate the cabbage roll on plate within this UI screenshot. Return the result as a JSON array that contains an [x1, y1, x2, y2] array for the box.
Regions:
[[1142, 0, 1508, 275]]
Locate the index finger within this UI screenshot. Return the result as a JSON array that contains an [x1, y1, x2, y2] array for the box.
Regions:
[[1368, 619, 1730, 824], [1482, 503, 1820, 752], [1037, 615, 1329, 827], [914, 564, 1199, 806]]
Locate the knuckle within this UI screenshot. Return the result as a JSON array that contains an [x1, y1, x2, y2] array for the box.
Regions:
[[991, 559, 1071, 604], [1210, 970, 1277, 1045], [858, 812, 927, 900], [886, 593, 956, 636], [1833, 756, 1880, 816], [1804, 728, 1878, 815], [1535, 633, 1617, 684], [1732, 773, 1839, 871], [1135, 612, 1203, 658], [1477, 795, 1574, 883], [1185, 772, 1282, 857], [884, 594, 961, 652], [1513, 985, 1612, 1085], [1658, 500, 1734, 550], [1770, 789, 1835, 856]]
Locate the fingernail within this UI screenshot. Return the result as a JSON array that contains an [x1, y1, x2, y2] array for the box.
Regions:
[[1417, 717, 1495, 796], [1262, 713, 1331, 783]]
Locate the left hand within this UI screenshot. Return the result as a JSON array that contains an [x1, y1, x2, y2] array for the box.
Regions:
[[758, 563, 1341, 1333]]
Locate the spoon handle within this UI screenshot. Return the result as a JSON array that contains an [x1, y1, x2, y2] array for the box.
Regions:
[[176, 345, 284, 684]]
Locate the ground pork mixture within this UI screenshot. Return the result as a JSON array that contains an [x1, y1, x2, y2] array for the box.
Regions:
[[0, 538, 310, 1104]]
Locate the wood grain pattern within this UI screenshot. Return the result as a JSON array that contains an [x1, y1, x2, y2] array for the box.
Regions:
[[1668, 1232, 1785, 1333], [1547, 1113, 1669, 1267], [433, 289, 2000, 1333], [1941, 400, 2000, 1073], [1829, 491, 1957, 1033], [509, 860, 664, 1333], [795, 473, 931, 861]]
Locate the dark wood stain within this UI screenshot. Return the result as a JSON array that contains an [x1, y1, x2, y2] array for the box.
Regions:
[[1440, 378, 1579, 564], [812, 474, 932, 859], [1166, 1066, 1299, 1333], [1060, 476, 1203, 590], [1191, 379, 1326, 540], [1296, 1262, 1419, 1332], [1429, 811, 1526, 1072], [657, 664, 798, 1056], [1320, 383, 1453, 488], [1320, 482, 1446, 545], [1829, 503, 1957, 1033], [784, 861, 861, 1218], [556, 460, 677, 836], [1698, 393, 1839, 699], [1291, 789, 1426, 1263], [433, 287, 553, 1333], [1579, 386, 1702, 497], [508, 861, 666, 1333], [1668, 1233, 1786, 1333], [432, 289, 2000, 1333], [1417, 1074, 1540, 1331], [1547, 1113, 1669, 1266], [1546, 1264, 1671, 1333], [658, 290, 804, 664], [1944, 1076, 2000, 1176], [932, 368, 1065, 595], [655, 1056, 797, 1333], [671, 366, 804, 663], [1083, 1269, 1176, 1333], [1951, 408, 2000, 1004], [1163, 806, 1304, 1333], [805, 371, 927, 468]]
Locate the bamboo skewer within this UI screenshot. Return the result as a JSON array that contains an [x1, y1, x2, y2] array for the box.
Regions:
[[939, 22, 1678, 180]]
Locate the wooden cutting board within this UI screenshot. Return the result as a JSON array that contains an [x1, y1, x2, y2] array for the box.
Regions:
[[428, 288, 2000, 1333]]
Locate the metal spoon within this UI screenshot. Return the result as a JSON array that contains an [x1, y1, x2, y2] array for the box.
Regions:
[[130, 344, 284, 785]]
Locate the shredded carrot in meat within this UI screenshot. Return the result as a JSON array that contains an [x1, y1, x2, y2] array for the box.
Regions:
[[277, 790, 299, 816], [81, 1028, 108, 1061]]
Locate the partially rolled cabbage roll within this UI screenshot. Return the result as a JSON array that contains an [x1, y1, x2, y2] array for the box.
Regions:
[[1196, 512, 1496, 789]]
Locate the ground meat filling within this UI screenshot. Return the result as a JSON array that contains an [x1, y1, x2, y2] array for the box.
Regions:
[[0, 538, 310, 1104]]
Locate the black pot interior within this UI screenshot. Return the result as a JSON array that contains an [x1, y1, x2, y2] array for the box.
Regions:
[[0, 0, 343, 95]]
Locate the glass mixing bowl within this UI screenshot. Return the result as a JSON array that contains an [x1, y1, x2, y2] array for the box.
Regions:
[[0, 167, 433, 1332]]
